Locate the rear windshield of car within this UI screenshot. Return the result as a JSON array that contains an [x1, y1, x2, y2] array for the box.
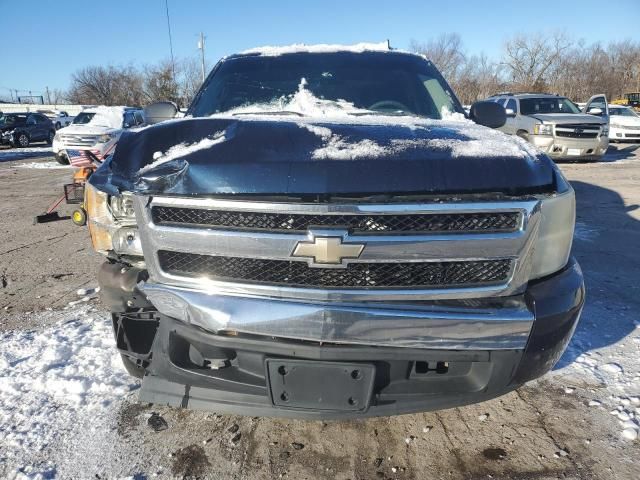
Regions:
[[73, 112, 96, 124], [189, 52, 464, 119], [519, 97, 581, 115]]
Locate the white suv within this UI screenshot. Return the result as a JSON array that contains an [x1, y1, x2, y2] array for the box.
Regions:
[[488, 93, 609, 161], [52, 106, 145, 165]]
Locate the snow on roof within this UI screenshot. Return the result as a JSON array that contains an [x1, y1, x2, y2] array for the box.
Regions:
[[240, 41, 391, 56], [83, 106, 128, 129]]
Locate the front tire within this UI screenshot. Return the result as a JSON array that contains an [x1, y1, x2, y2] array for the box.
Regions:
[[516, 130, 530, 142], [12, 133, 29, 148], [55, 122, 61, 130], [47, 130, 55, 145]]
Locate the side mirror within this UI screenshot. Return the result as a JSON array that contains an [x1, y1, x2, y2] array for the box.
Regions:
[[505, 108, 516, 117], [144, 101, 178, 125], [587, 107, 603, 115], [469, 101, 507, 128]]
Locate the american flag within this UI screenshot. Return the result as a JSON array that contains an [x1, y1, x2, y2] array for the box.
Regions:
[[66, 144, 115, 167]]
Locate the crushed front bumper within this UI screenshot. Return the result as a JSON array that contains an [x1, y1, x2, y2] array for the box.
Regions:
[[101, 257, 584, 419]]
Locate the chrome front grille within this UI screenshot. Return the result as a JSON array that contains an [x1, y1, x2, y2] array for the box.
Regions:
[[157, 250, 512, 289], [134, 196, 541, 301], [555, 123, 600, 139], [59, 133, 99, 146], [151, 206, 521, 234]]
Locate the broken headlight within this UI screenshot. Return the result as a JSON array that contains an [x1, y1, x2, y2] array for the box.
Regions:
[[85, 183, 142, 257], [529, 172, 575, 279]]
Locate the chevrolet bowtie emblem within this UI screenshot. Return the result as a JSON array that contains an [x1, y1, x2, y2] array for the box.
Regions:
[[292, 233, 365, 267]]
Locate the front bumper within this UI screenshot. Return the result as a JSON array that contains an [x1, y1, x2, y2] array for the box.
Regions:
[[531, 135, 608, 159], [609, 126, 640, 141], [101, 257, 584, 419]]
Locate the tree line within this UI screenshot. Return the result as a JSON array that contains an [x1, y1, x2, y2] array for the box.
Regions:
[[411, 32, 640, 105], [61, 32, 640, 108]]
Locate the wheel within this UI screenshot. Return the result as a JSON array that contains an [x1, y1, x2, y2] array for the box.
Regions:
[[516, 131, 530, 141], [47, 130, 55, 145], [55, 152, 69, 165], [120, 353, 145, 379], [71, 207, 87, 226], [55, 122, 61, 130], [12, 133, 29, 148]]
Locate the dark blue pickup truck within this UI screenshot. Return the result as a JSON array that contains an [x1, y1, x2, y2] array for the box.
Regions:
[[86, 44, 584, 419]]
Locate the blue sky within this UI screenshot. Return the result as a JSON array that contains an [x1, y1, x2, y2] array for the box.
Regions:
[[1, 0, 638, 100]]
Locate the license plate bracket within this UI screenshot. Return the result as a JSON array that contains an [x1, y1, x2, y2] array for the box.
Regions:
[[266, 359, 375, 412]]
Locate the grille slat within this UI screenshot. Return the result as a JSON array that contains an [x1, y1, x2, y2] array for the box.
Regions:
[[152, 207, 520, 234], [157, 250, 511, 289]]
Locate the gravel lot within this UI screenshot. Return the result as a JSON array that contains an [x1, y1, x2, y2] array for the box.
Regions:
[[0, 144, 639, 479]]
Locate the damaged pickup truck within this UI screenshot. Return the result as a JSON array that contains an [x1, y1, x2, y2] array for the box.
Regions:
[[87, 43, 584, 419]]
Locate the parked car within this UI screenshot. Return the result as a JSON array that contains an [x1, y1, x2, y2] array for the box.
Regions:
[[608, 105, 640, 142], [52, 106, 145, 165], [488, 93, 609, 161], [39, 110, 75, 130], [0, 112, 56, 147], [86, 45, 583, 419]]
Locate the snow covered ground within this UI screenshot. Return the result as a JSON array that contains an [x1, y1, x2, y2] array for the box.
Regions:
[[0, 305, 138, 478]]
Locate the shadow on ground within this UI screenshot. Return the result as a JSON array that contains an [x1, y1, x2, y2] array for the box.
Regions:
[[556, 179, 639, 368]]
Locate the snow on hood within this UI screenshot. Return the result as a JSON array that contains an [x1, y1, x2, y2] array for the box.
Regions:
[[240, 41, 390, 56]]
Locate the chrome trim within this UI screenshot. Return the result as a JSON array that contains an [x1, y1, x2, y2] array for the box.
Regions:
[[134, 196, 541, 301], [142, 282, 534, 350]]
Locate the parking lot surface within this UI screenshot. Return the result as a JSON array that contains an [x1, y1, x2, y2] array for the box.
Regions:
[[0, 144, 639, 479]]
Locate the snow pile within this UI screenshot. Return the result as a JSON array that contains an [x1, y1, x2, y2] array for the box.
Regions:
[[139, 129, 229, 174], [0, 307, 138, 474], [228, 78, 371, 118], [241, 41, 390, 56], [85, 106, 127, 129]]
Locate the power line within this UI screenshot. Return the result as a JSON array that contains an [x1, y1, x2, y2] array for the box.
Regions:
[[164, 0, 176, 84]]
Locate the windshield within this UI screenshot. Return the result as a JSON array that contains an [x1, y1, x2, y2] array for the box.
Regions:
[[519, 97, 581, 115], [73, 112, 96, 124], [610, 107, 639, 117], [189, 52, 463, 119], [0, 114, 26, 126]]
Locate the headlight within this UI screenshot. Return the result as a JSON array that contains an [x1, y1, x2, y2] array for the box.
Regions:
[[609, 122, 621, 129], [529, 174, 575, 279], [109, 193, 136, 219], [97, 133, 116, 143], [85, 183, 142, 256], [602, 125, 609, 135], [533, 124, 553, 135]]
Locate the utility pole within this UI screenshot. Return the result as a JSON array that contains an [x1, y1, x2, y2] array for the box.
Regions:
[[45, 86, 51, 105], [198, 32, 206, 83]]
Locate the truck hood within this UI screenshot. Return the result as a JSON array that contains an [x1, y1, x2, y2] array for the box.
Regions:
[[90, 115, 557, 196], [58, 124, 120, 136], [529, 113, 605, 125]]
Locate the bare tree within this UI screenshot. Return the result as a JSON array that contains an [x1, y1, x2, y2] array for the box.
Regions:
[[502, 32, 573, 92], [143, 60, 180, 104], [410, 34, 466, 82], [67, 65, 144, 106]]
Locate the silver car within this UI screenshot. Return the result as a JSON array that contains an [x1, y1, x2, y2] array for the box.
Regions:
[[488, 93, 609, 161]]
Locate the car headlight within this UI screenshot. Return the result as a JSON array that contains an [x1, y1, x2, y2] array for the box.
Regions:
[[97, 132, 116, 143], [609, 122, 621, 129], [85, 183, 142, 257], [602, 124, 609, 135], [529, 172, 575, 279], [533, 124, 553, 135]]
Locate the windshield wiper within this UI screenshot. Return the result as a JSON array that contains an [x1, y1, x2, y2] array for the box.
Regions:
[[232, 111, 305, 117]]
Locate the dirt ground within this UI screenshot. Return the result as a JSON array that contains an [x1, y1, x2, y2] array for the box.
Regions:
[[0, 144, 639, 479]]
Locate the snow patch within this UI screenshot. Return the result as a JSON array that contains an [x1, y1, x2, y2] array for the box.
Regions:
[[14, 161, 70, 169], [139, 129, 229, 174], [85, 106, 127, 129], [0, 307, 138, 473], [241, 41, 390, 56]]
